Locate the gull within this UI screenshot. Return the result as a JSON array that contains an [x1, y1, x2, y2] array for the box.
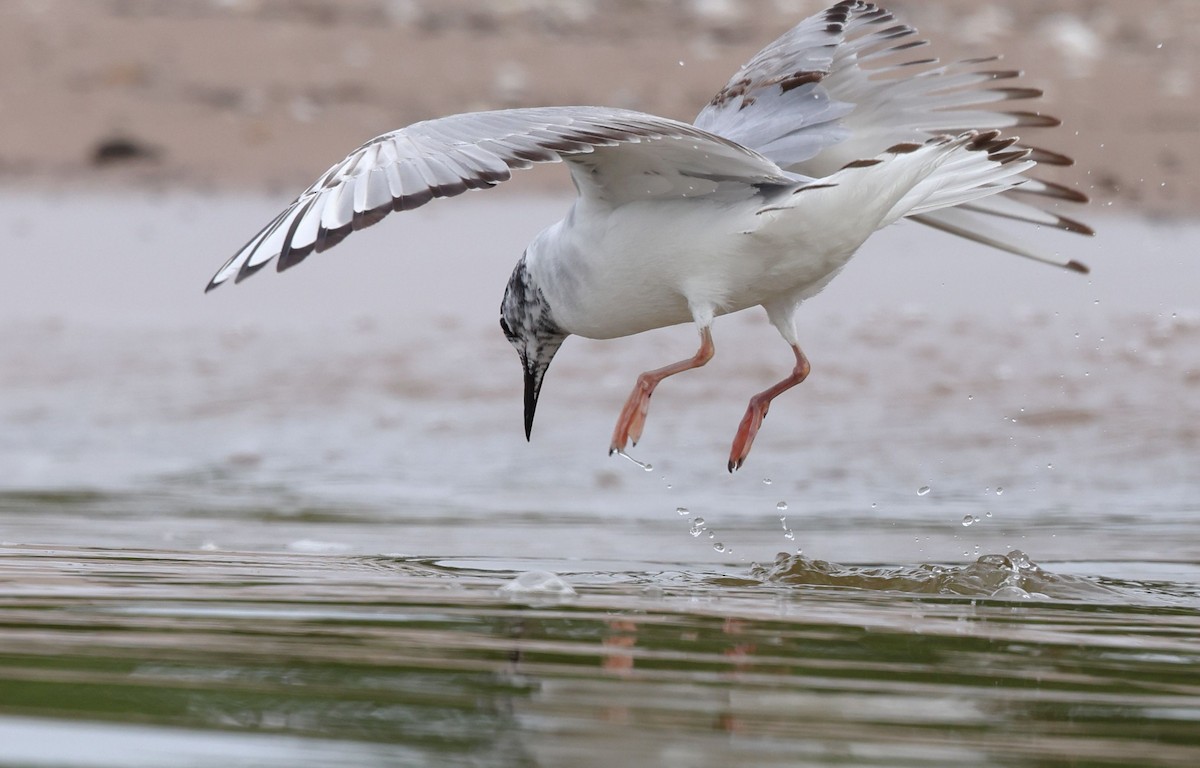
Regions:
[[207, 1, 1091, 471]]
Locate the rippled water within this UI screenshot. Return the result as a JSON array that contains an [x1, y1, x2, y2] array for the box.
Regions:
[[2, 191, 1199, 765], [1, 545, 1198, 767]]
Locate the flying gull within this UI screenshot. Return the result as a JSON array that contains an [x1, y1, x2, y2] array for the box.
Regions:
[[207, 1, 1091, 471]]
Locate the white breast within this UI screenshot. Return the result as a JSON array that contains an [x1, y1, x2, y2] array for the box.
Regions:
[[526, 196, 861, 340]]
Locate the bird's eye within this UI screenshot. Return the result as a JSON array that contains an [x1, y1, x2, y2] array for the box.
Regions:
[[499, 317, 512, 337]]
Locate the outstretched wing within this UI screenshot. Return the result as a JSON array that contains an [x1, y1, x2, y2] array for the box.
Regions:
[[207, 107, 791, 291], [694, 1, 1091, 270], [693, 1, 870, 166]]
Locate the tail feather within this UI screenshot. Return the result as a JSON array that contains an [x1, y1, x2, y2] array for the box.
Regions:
[[877, 132, 1034, 226], [911, 208, 1090, 274], [759, 130, 1040, 252]]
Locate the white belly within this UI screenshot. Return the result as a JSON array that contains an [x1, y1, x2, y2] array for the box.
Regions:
[[527, 197, 859, 340]]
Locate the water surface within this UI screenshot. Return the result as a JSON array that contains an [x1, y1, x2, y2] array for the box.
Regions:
[[1, 192, 1198, 765]]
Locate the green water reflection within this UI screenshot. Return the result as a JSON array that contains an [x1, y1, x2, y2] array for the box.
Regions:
[[1, 547, 1198, 767]]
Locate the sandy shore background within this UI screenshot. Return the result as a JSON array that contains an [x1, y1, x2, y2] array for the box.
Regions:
[[1, 0, 1196, 214]]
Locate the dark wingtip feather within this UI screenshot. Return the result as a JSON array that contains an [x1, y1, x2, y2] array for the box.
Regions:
[[351, 204, 391, 232], [234, 256, 273, 284], [967, 129, 1003, 150], [315, 223, 353, 254], [277, 241, 316, 272], [1058, 215, 1095, 236], [1067, 260, 1090, 274], [1027, 147, 1075, 167], [1008, 111, 1063, 128], [1030, 179, 1090, 203], [275, 199, 316, 271], [991, 149, 1033, 164], [987, 136, 1021, 153], [980, 68, 1021, 79], [876, 24, 914, 40], [392, 188, 435, 212], [992, 86, 1043, 100]]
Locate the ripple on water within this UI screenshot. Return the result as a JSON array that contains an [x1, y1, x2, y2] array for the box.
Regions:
[[753, 549, 1121, 602], [0, 546, 1198, 768]]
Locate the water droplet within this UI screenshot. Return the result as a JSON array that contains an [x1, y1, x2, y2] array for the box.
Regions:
[[784, 531, 795, 540], [679, 59, 686, 66], [707, 531, 715, 539], [1046, 463, 1054, 470], [676, 506, 689, 516], [615, 450, 652, 472], [962, 515, 975, 527], [762, 477, 772, 485], [713, 542, 726, 553], [996, 486, 1004, 496], [967, 394, 974, 401], [1157, 42, 1164, 49], [917, 485, 931, 496], [776, 501, 788, 511], [870, 502, 877, 509], [985, 510, 993, 518], [779, 516, 788, 528]]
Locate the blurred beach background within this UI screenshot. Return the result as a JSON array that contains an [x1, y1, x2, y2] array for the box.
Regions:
[[2, 0, 1198, 211], [1, 2, 1199, 766]]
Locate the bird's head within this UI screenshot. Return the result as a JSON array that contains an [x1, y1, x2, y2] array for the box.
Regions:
[[500, 256, 568, 440]]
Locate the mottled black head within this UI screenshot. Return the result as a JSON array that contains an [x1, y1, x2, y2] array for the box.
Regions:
[[500, 256, 568, 440]]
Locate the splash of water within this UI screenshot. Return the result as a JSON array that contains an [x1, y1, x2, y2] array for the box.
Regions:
[[614, 450, 653, 472], [753, 550, 1117, 601]]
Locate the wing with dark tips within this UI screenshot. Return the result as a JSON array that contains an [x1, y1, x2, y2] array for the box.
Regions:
[[206, 107, 791, 291], [694, 0, 1092, 273]]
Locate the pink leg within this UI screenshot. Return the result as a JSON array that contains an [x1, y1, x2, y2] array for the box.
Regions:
[[610, 327, 715, 455], [728, 344, 811, 472]]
